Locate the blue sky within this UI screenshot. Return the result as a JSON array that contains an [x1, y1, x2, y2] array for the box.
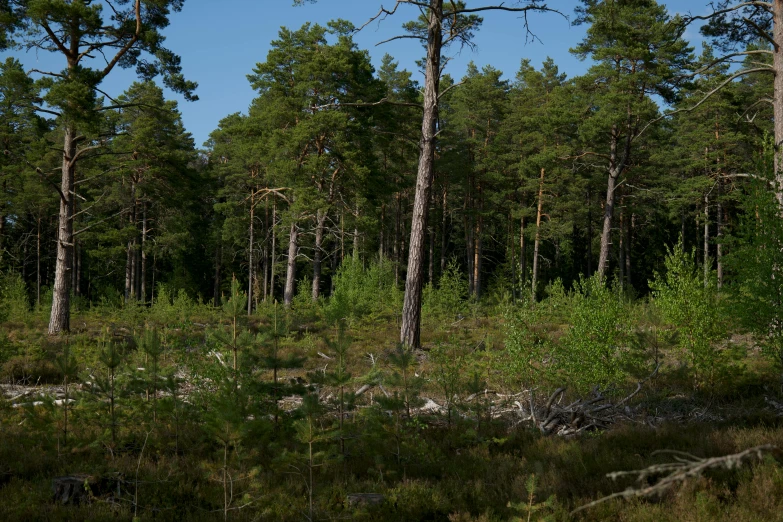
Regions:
[[6, 0, 712, 148]]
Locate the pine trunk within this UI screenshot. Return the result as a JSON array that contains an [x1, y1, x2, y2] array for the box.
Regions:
[[36, 216, 41, 307], [312, 209, 326, 300], [213, 243, 221, 306], [597, 172, 618, 280], [248, 191, 255, 315], [440, 185, 448, 275], [773, 0, 783, 211], [717, 184, 723, 289], [284, 221, 298, 307], [531, 168, 545, 300], [270, 203, 277, 302], [400, 0, 442, 349], [625, 213, 633, 289], [49, 123, 77, 334]]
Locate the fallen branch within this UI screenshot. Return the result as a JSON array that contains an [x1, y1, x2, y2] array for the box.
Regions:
[[533, 364, 660, 437], [571, 444, 777, 515]]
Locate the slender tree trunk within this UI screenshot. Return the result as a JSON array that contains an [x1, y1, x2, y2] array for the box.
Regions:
[[773, 0, 783, 211], [141, 202, 147, 303], [270, 202, 277, 302], [312, 209, 326, 300], [400, 0, 442, 348], [284, 220, 298, 307], [125, 190, 137, 303], [213, 243, 221, 306], [626, 213, 633, 290], [440, 185, 448, 275], [531, 168, 545, 300], [263, 200, 270, 301], [520, 216, 526, 283], [72, 238, 78, 297], [473, 185, 483, 298], [379, 203, 385, 260], [587, 190, 593, 276], [717, 184, 723, 289], [49, 123, 77, 334], [394, 192, 400, 285], [619, 209, 625, 292], [704, 192, 710, 287], [353, 205, 360, 259], [0, 183, 4, 268], [248, 191, 255, 315], [36, 216, 41, 308], [597, 172, 618, 280]]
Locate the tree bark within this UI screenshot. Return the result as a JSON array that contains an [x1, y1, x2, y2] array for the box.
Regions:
[[440, 184, 448, 275], [587, 190, 593, 276], [717, 183, 723, 289], [270, 202, 277, 302], [263, 200, 269, 301], [473, 184, 483, 298], [141, 202, 147, 303], [284, 220, 298, 308], [36, 216, 41, 308], [597, 171, 618, 280], [773, 0, 783, 210], [704, 192, 710, 287], [48, 123, 77, 334], [619, 209, 625, 292], [401, 0, 442, 348], [312, 209, 326, 300], [248, 189, 255, 315], [531, 168, 545, 300], [625, 213, 633, 290], [213, 243, 221, 306], [520, 215, 527, 283]]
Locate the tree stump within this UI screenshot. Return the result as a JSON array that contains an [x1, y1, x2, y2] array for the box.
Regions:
[[52, 475, 97, 504]]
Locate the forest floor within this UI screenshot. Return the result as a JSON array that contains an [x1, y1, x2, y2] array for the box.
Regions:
[[2, 303, 783, 521]]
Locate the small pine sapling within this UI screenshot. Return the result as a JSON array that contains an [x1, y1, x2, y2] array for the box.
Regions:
[[53, 339, 78, 446], [317, 322, 355, 457], [86, 330, 127, 450], [136, 326, 164, 422], [254, 301, 306, 427]]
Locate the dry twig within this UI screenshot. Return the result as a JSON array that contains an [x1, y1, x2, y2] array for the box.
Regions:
[[571, 444, 777, 515]]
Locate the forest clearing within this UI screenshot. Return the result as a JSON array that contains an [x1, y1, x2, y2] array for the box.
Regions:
[[4, 0, 783, 520]]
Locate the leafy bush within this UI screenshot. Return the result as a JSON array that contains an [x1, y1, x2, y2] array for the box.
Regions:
[[504, 275, 634, 394], [558, 275, 633, 393], [651, 242, 734, 389]]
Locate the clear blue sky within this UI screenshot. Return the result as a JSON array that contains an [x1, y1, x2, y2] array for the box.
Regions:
[[6, 0, 712, 148]]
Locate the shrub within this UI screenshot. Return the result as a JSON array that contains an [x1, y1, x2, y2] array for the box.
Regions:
[[422, 259, 468, 320], [324, 257, 400, 324], [651, 242, 734, 390], [505, 275, 634, 394], [0, 271, 30, 322]]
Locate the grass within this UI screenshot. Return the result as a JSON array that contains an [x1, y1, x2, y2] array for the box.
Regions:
[[1, 294, 782, 521]]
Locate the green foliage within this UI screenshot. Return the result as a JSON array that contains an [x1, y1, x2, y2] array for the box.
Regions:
[[0, 271, 29, 322], [504, 275, 634, 393], [651, 242, 734, 390], [508, 474, 556, 522], [422, 259, 468, 320], [324, 258, 400, 324], [558, 275, 633, 393]]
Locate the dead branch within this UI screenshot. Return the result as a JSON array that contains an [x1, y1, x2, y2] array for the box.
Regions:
[[571, 444, 777, 515], [532, 365, 660, 437]]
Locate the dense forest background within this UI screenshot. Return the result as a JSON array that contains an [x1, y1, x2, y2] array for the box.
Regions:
[[1, 0, 779, 319], [4, 1, 783, 521]]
